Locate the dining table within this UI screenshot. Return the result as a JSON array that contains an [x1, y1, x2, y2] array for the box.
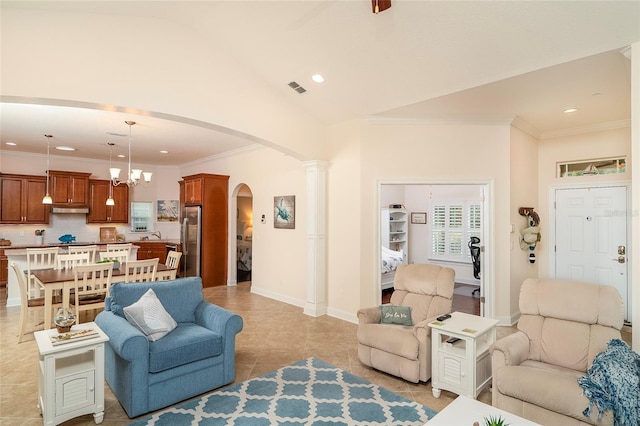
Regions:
[[32, 264, 175, 330]]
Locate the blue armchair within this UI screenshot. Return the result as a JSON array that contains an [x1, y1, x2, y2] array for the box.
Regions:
[[95, 277, 243, 418]]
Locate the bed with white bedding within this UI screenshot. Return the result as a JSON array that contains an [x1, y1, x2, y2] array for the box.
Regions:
[[381, 246, 405, 290]]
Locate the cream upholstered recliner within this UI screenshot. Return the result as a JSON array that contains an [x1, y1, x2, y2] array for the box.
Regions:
[[357, 263, 455, 383], [490, 278, 623, 426]]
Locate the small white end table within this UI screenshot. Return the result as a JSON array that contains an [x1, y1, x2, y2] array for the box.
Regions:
[[428, 311, 499, 399], [34, 322, 109, 426], [428, 395, 541, 425]]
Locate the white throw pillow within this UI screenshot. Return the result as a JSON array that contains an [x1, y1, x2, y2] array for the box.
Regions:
[[123, 288, 177, 341]]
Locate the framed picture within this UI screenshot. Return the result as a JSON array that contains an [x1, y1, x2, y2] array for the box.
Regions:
[[411, 212, 427, 224], [157, 200, 179, 222], [274, 195, 295, 229]]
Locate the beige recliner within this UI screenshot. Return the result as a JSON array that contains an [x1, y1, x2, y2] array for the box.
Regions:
[[491, 278, 623, 425], [357, 263, 455, 383]]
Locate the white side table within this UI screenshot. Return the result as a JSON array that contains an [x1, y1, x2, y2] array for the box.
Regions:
[[34, 322, 109, 426], [428, 311, 499, 399]]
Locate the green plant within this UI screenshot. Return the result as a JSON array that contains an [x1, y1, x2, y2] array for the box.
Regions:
[[483, 415, 508, 426]]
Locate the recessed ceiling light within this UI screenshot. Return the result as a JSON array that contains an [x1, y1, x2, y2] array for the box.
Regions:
[[160, 150, 169, 154], [311, 74, 325, 83], [563, 108, 578, 113], [55, 146, 76, 151], [5, 142, 17, 146], [117, 154, 126, 158]]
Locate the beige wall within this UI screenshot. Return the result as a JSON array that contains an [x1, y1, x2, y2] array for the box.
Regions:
[[509, 126, 539, 319], [537, 126, 631, 278], [325, 120, 514, 323], [181, 147, 309, 304]]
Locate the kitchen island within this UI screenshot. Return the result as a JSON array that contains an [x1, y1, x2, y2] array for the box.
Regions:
[[4, 243, 139, 307]]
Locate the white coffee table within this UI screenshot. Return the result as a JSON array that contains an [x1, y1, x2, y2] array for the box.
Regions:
[[428, 395, 541, 425]]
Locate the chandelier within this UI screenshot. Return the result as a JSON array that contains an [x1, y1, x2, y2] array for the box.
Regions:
[[109, 120, 152, 187], [42, 134, 53, 204]]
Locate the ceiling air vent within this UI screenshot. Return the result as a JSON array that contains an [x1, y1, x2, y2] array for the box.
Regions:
[[288, 81, 307, 94]]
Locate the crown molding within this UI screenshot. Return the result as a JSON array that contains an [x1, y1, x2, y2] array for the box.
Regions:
[[366, 114, 517, 126], [539, 119, 631, 139]]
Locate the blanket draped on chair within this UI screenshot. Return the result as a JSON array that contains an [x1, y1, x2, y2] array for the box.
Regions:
[[578, 339, 640, 426]]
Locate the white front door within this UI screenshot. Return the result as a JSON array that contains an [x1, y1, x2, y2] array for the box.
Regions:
[[555, 186, 629, 320]]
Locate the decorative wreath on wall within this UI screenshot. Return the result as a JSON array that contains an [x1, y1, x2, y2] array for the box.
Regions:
[[519, 207, 541, 264]]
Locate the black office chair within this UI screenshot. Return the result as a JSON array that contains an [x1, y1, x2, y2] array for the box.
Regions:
[[468, 237, 481, 296]]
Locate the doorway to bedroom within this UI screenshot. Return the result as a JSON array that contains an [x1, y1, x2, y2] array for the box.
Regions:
[[379, 182, 491, 317], [236, 184, 253, 284]]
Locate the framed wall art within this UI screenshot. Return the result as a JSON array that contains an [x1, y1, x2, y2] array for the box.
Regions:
[[274, 195, 295, 229], [157, 200, 179, 222], [411, 212, 427, 224]]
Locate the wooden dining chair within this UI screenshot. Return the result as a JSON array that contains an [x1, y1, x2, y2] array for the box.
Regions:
[[68, 263, 114, 324], [125, 258, 159, 283], [67, 245, 98, 263], [13, 263, 45, 343], [26, 247, 58, 299], [55, 252, 91, 270]]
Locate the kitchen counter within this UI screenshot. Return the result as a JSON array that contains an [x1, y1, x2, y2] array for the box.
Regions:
[[2, 239, 180, 250]]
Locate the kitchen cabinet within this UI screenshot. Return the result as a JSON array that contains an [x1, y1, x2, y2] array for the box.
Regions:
[[49, 171, 91, 207], [184, 177, 203, 205], [181, 173, 229, 287], [136, 241, 167, 263], [86, 180, 129, 224], [0, 173, 50, 224]]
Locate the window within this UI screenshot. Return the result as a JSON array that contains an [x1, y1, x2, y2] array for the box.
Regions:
[[430, 201, 481, 263]]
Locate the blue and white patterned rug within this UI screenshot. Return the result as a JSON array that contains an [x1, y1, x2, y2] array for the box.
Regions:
[[130, 357, 437, 425]]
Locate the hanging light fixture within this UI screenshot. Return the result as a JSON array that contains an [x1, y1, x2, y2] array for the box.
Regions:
[[42, 134, 53, 204], [106, 143, 116, 206], [109, 120, 152, 187]]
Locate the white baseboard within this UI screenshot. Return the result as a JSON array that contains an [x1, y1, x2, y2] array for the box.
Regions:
[[250, 285, 305, 309], [327, 307, 358, 324]]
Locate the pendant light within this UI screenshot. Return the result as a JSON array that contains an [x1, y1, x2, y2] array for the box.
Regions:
[[106, 143, 116, 206], [109, 120, 152, 186], [42, 134, 53, 205]]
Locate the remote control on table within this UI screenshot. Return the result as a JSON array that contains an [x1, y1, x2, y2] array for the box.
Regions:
[[436, 314, 451, 321]]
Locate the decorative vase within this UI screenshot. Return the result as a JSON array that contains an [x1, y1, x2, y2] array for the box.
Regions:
[[54, 307, 77, 333]]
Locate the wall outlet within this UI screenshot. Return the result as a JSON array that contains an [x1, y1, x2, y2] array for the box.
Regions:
[[19, 231, 24, 237]]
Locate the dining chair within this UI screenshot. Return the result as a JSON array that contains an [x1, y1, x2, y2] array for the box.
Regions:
[[68, 263, 114, 324], [67, 244, 98, 263], [55, 252, 91, 270], [98, 251, 129, 265], [164, 251, 182, 279], [105, 243, 133, 259], [13, 262, 46, 343], [26, 247, 58, 299], [125, 258, 159, 283]]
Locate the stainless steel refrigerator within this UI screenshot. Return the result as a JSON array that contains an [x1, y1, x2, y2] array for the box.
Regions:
[[181, 206, 202, 277]]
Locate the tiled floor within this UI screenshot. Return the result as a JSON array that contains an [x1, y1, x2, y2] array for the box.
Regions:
[[2, 282, 626, 425]]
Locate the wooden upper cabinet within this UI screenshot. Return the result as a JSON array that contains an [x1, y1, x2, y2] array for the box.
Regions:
[[184, 177, 203, 205], [49, 170, 91, 206], [0, 174, 50, 224], [87, 179, 129, 223]]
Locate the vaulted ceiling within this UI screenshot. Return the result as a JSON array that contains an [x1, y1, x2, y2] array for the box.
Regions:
[[1, 1, 638, 165]]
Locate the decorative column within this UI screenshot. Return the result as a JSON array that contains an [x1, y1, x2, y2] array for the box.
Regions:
[[303, 160, 329, 317]]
